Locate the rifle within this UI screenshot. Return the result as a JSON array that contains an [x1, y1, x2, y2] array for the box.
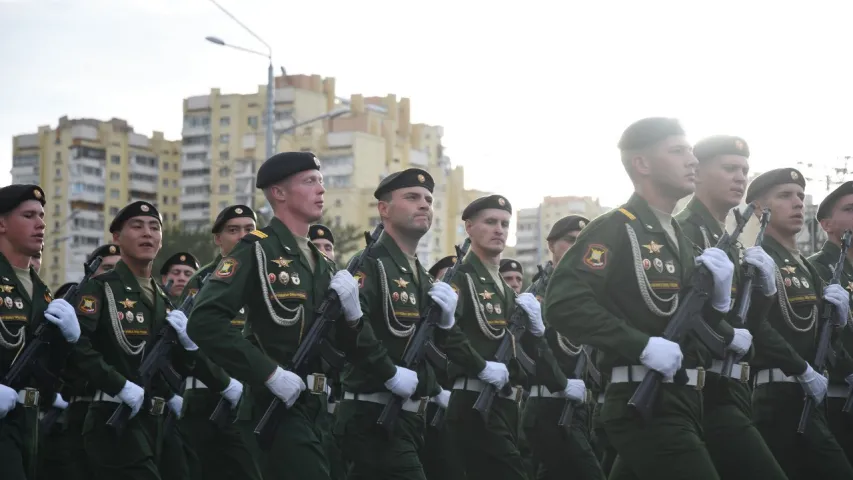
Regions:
[[254, 223, 385, 447], [472, 262, 548, 421], [797, 230, 852, 433], [376, 238, 471, 435], [628, 203, 755, 421], [557, 345, 596, 434], [720, 208, 771, 378]]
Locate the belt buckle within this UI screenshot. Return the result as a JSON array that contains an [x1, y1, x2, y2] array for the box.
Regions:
[[739, 363, 750, 384], [416, 397, 429, 417], [23, 387, 39, 408], [310, 374, 327, 395], [695, 367, 706, 391], [149, 397, 166, 416]]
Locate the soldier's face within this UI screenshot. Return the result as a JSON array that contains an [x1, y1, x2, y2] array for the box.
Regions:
[[311, 238, 335, 260], [549, 229, 581, 264], [280, 171, 325, 223], [696, 154, 749, 208], [382, 187, 433, 235], [0, 200, 45, 257], [466, 209, 510, 255], [95, 254, 121, 276], [113, 216, 162, 263], [501, 271, 523, 294], [638, 136, 698, 198], [215, 218, 256, 256], [162, 265, 195, 296], [821, 193, 853, 241], [759, 184, 805, 235]]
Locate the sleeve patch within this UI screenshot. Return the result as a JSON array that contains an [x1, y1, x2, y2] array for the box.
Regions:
[[215, 258, 239, 278], [78, 296, 98, 314], [582, 244, 608, 270], [354, 271, 366, 289]]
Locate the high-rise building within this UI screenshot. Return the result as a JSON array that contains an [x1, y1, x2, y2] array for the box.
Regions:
[[11, 116, 180, 288]]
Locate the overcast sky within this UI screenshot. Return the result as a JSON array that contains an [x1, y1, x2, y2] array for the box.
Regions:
[[3, 0, 853, 215]]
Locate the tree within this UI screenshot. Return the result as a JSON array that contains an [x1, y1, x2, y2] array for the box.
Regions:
[[154, 225, 218, 275], [316, 217, 368, 262]]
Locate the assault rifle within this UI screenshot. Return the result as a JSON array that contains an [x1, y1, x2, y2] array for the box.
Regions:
[[798, 230, 852, 433], [376, 238, 471, 435], [254, 223, 385, 448], [628, 203, 755, 421]]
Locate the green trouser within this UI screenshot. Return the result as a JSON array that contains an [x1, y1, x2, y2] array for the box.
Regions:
[[158, 419, 201, 480], [38, 400, 92, 480], [335, 396, 427, 479], [702, 372, 788, 479], [0, 399, 39, 480], [522, 396, 605, 480], [446, 388, 528, 480], [518, 397, 538, 480], [180, 388, 262, 480], [590, 397, 616, 476], [753, 382, 853, 480], [250, 388, 330, 480], [319, 402, 347, 480], [83, 401, 163, 480], [827, 390, 853, 465], [419, 402, 466, 480], [603, 380, 719, 480]]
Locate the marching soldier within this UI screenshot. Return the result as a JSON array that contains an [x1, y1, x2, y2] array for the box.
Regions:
[[674, 136, 788, 479], [809, 180, 853, 463], [180, 204, 262, 480], [93, 243, 122, 276], [310, 224, 336, 261], [337, 168, 454, 478], [435, 194, 543, 480], [545, 118, 733, 479], [187, 152, 363, 480], [71, 201, 198, 479], [744, 168, 853, 479], [160, 252, 199, 300], [0, 184, 81, 480], [499, 259, 524, 294]]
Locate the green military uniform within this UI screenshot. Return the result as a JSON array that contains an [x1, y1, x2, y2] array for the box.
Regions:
[[745, 169, 853, 479], [434, 194, 530, 480], [589, 353, 615, 476], [188, 151, 356, 480]]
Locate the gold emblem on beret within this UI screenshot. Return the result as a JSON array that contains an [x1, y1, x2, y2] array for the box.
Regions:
[[498, 197, 506, 206], [180, 255, 186, 261], [313, 156, 321, 167], [109, 246, 117, 254], [33, 189, 42, 199], [511, 262, 517, 268], [235, 207, 243, 214], [451, 257, 457, 264], [791, 171, 799, 180], [140, 204, 150, 212], [735, 140, 745, 150], [317, 229, 325, 237], [578, 220, 586, 229], [417, 174, 426, 183]]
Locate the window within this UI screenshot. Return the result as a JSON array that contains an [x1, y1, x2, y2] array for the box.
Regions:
[[55, 168, 61, 178], [110, 207, 119, 215], [247, 116, 258, 129], [219, 166, 231, 177], [163, 196, 169, 204], [335, 216, 342, 228], [111, 155, 121, 164], [334, 199, 342, 207], [162, 179, 169, 187], [218, 201, 228, 209], [172, 180, 178, 187], [219, 184, 230, 194], [110, 189, 120, 199], [219, 151, 229, 161], [219, 134, 230, 144], [134, 155, 158, 168], [220, 103, 230, 109], [183, 116, 210, 128], [220, 117, 230, 126], [164, 162, 170, 170], [183, 136, 210, 147], [53, 256, 58, 266], [110, 172, 121, 181], [171, 213, 177, 222]]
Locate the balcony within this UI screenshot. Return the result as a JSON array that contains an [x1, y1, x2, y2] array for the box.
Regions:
[[70, 124, 98, 141], [242, 134, 257, 150], [274, 87, 295, 103], [327, 132, 353, 149], [409, 149, 429, 167], [11, 165, 38, 179], [69, 190, 105, 204], [186, 95, 211, 111], [181, 193, 209, 204], [180, 175, 210, 188], [182, 143, 210, 155], [181, 209, 210, 222], [130, 179, 157, 193], [182, 156, 209, 171], [182, 124, 211, 137]]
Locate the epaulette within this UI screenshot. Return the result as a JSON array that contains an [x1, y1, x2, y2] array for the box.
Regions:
[[241, 226, 274, 244]]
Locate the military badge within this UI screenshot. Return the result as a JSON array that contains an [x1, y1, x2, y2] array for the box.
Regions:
[[78, 296, 98, 314], [292, 274, 301, 286], [119, 298, 137, 309], [272, 257, 292, 268], [126, 311, 134, 322], [801, 278, 809, 289], [784, 278, 792, 287], [394, 278, 410, 288], [4, 297, 12, 309], [582, 244, 607, 270], [216, 258, 238, 278], [653, 258, 664, 273], [401, 292, 409, 303], [642, 259, 651, 270], [478, 290, 494, 301], [410, 295, 416, 305], [279, 271, 290, 285], [14, 298, 23, 310], [792, 277, 800, 288], [268, 273, 277, 283], [392, 292, 400, 302], [355, 272, 366, 289], [486, 303, 494, 313], [495, 304, 502, 315], [665, 261, 675, 274], [643, 241, 663, 254]]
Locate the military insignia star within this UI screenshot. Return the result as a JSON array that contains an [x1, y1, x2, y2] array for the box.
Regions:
[[781, 266, 797, 275], [643, 241, 663, 254], [479, 290, 493, 300], [394, 278, 409, 288], [119, 298, 137, 309], [272, 257, 292, 268]]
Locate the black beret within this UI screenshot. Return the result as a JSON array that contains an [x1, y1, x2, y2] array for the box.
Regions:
[[693, 135, 749, 162], [428, 255, 457, 278], [109, 201, 162, 233], [617, 117, 685, 151], [256, 152, 321, 189], [462, 195, 512, 221], [0, 184, 46, 215], [54, 282, 78, 298], [373, 168, 435, 200], [745, 168, 806, 204], [159, 252, 200, 276], [547, 215, 590, 242], [309, 224, 335, 244], [212, 205, 257, 233], [817, 181, 853, 221], [87, 244, 120, 263], [499, 258, 523, 275]]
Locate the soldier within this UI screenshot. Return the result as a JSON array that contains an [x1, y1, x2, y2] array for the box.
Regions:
[[71, 201, 198, 479], [740, 168, 853, 479], [187, 151, 363, 480], [675, 136, 789, 479], [435, 194, 543, 480], [180, 204, 261, 480], [160, 252, 199, 300], [545, 118, 735, 480], [809, 180, 853, 464], [92, 244, 122, 276], [0, 184, 81, 480], [310, 224, 336, 261], [499, 259, 523, 294], [336, 168, 453, 478]]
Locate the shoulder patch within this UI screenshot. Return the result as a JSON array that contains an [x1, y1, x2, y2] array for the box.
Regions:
[[215, 257, 239, 278], [582, 244, 608, 270], [241, 229, 269, 244], [354, 271, 366, 288], [78, 295, 98, 314]]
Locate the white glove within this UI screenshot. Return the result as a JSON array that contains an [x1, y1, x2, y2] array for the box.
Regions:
[[167, 395, 183, 417], [165, 310, 199, 351], [0, 384, 17, 419], [516, 293, 545, 337], [265, 366, 306, 408], [696, 247, 734, 312], [742, 246, 777, 296], [557, 379, 586, 402], [53, 393, 69, 410], [477, 361, 510, 389], [428, 282, 458, 329], [44, 299, 80, 343], [384, 366, 419, 399], [796, 364, 828, 403], [329, 271, 362, 323], [430, 389, 450, 409], [727, 328, 752, 359], [117, 381, 145, 419], [823, 284, 849, 328], [220, 378, 243, 410], [639, 337, 683, 380]]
